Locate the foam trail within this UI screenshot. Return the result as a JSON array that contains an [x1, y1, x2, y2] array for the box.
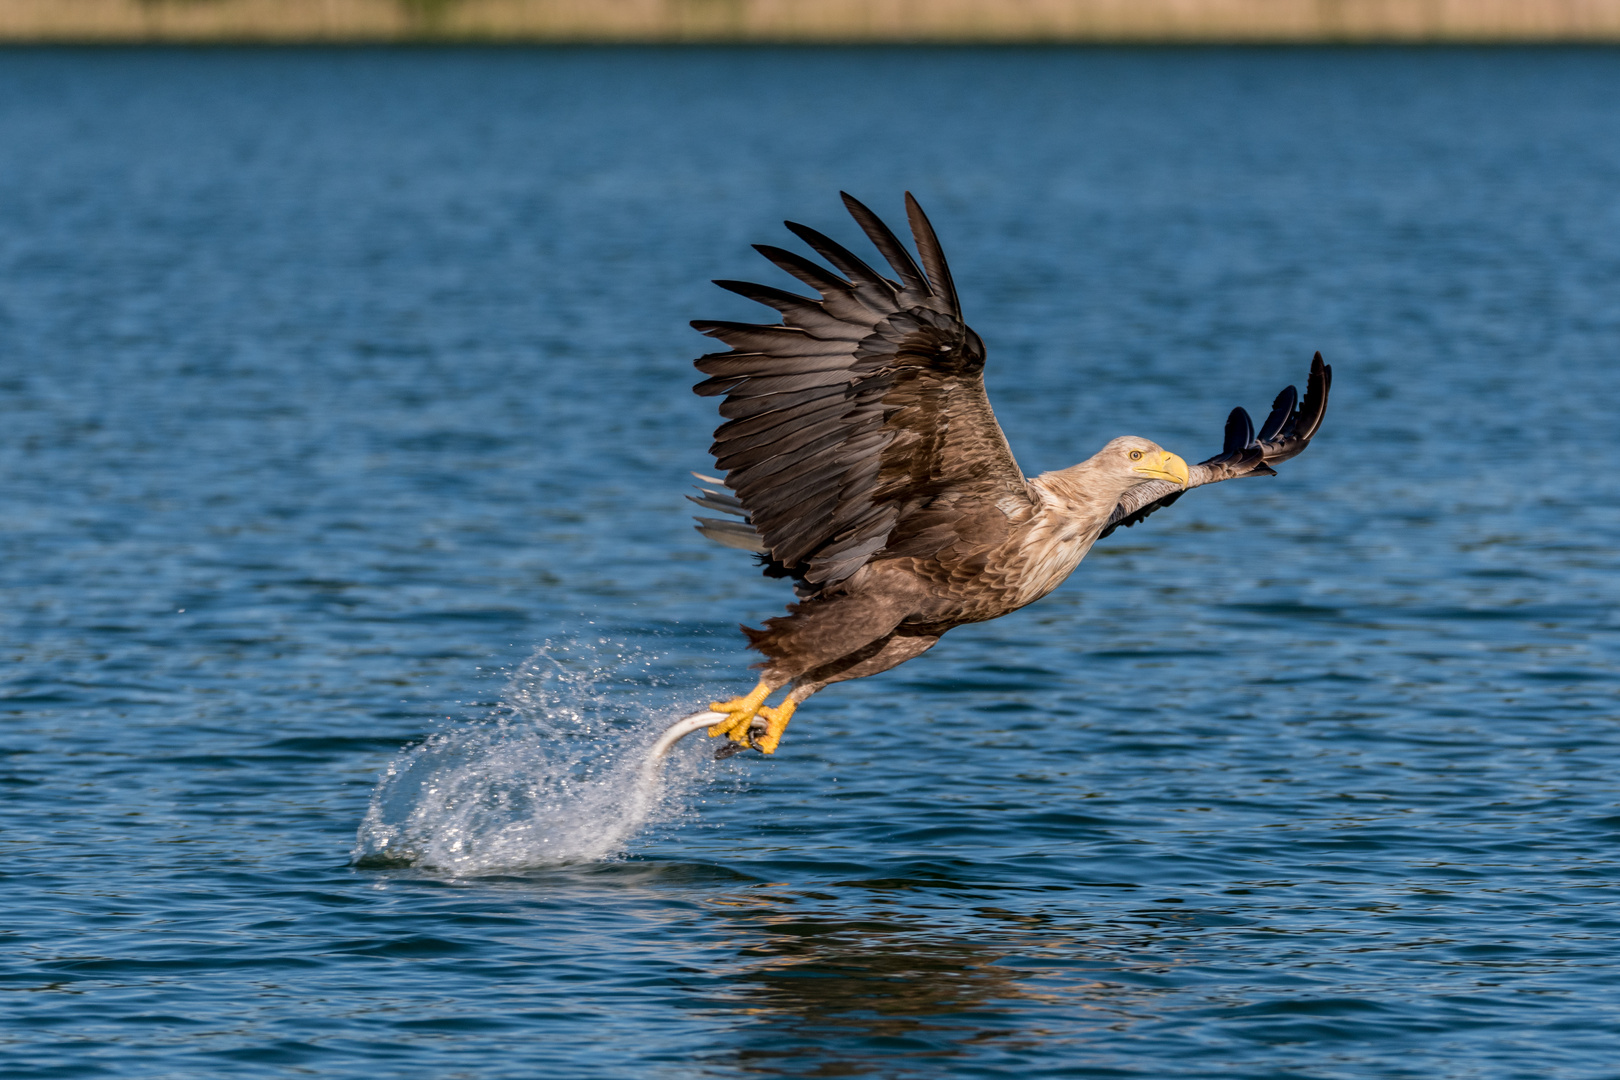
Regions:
[[353, 643, 712, 873]]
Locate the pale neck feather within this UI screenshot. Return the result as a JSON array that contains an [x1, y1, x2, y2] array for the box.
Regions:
[[1012, 456, 1144, 606], [1030, 455, 1143, 525]]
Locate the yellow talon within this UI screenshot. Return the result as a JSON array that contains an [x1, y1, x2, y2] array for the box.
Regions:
[[754, 699, 797, 755], [708, 680, 771, 743]]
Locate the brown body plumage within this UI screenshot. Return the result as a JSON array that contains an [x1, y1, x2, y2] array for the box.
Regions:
[[690, 193, 1330, 754]]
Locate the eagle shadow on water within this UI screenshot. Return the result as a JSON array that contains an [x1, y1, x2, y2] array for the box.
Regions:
[[688, 193, 1330, 756]]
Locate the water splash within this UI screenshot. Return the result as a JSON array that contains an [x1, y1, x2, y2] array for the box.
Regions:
[[353, 641, 712, 873]]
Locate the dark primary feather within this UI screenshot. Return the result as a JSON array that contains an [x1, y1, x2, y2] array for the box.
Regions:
[[839, 192, 932, 297], [783, 221, 901, 296], [1222, 407, 1256, 454], [1100, 352, 1332, 538], [691, 194, 1029, 592], [904, 194, 960, 315], [1257, 386, 1296, 443]]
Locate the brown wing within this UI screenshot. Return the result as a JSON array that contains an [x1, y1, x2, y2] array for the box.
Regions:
[[692, 193, 1031, 592], [1101, 353, 1332, 539]]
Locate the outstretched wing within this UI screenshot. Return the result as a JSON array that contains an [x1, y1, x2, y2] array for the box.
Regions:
[[691, 193, 1031, 591], [1100, 353, 1332, 539]]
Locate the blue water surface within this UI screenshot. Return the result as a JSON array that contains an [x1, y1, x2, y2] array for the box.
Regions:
[[1, 45, 1618, 1079]]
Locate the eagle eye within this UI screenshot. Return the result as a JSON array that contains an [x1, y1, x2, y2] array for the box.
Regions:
[[1129, 450, 1143, 461]]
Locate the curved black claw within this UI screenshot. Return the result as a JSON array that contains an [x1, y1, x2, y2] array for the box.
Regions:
[[713, 719, 769, 759]]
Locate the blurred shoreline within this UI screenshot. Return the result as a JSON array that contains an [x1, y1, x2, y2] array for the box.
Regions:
[[7, 0, 1620, 44]]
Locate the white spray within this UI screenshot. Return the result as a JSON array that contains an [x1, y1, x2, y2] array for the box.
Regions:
[[352, 642, 726, 874]]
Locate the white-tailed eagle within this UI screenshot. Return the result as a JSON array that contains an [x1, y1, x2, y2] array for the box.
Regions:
[[689, 194, 1330, 755]]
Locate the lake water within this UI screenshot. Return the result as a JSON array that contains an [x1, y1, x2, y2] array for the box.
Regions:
[[2, 45, 1618, 1079]]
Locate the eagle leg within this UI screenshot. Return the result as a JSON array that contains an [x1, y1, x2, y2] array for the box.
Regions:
[[707, 679, 772, 743], [754, 699, 798, 755]]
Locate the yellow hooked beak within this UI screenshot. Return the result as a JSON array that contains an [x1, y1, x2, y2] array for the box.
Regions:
[[1133, 450, 1190, 486]]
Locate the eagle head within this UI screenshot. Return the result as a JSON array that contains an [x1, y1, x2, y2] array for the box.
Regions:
[[1099, 436, 1190, 488]]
